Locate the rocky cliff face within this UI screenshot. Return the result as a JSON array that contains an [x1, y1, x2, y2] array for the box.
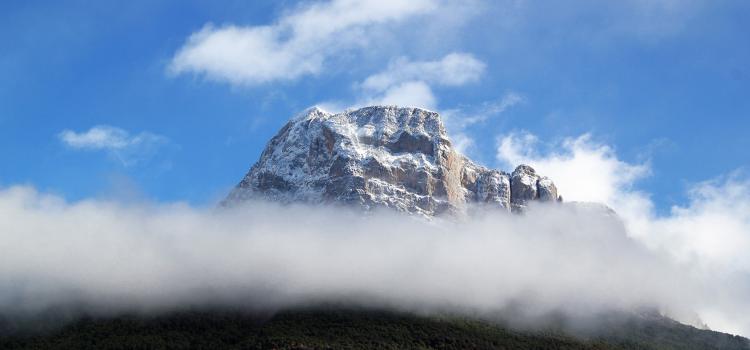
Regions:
[[225, 106, 561, 216]]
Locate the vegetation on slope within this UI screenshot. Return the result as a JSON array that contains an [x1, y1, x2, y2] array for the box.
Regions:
[[0, 308, 747, 350]]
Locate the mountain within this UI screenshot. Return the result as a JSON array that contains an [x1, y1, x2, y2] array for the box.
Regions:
[[224, 106, 560, 216]]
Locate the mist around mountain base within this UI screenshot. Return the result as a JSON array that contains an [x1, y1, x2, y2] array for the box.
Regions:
[[0, 185, 746, 342]]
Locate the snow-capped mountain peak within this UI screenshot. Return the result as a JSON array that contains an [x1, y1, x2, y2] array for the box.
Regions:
[[225, 106, 560, 216]]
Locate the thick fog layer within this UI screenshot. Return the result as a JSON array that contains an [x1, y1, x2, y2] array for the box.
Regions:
[[1, 185, 746, 336]]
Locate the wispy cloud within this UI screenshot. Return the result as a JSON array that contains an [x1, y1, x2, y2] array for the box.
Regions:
[[475, 0, 703, 46], [357, 53, 485, 109], [58, 125, 168, 166], [452, 93, 523, 129], [316, 52, 486, 112], [361, 53, 485, 92], [59, 125, 161, 150], [442, 92, 525, 155], [168, 0, 439, 86]]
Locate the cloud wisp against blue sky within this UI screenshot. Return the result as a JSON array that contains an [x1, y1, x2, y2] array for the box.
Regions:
[[58, 125, 168, 167]]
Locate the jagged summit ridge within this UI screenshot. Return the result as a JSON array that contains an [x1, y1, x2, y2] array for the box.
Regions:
[[225, 106, 561, 216]]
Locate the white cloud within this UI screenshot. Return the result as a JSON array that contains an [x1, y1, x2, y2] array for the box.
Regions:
[[357, 53, 485, 110], [361, 53, 485, 92], [496, 133, 648, 205], [370, 80, 437, 109], [59, 125, 162, 150], [496, 131, 750, 335], [650, 175, 750, 269], [59, 125, 168, 166], [169, 0, 438, 85], [495, 133, 655, 249], [318, 52, 486, 111]]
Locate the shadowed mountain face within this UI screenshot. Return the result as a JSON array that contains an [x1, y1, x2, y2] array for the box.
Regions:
[[225, 106, 560, 216]]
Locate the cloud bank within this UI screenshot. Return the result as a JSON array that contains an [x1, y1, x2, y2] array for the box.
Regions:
[[0, 187, 688, 319], [1, 175, 749, 336]]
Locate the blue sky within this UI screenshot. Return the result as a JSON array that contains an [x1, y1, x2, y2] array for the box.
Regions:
[[1, 0, 748, 212]]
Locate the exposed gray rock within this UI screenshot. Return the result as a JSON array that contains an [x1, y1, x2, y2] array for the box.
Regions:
[[537, 177, 559, 202], [509, 165, 562, 212], [225, 106, 560, 217], [510, 165, 539, 212]]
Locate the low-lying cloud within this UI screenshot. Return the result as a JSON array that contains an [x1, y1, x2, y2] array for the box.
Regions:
[[1, 181, 748, 336], [497, 131, 750, 335]]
